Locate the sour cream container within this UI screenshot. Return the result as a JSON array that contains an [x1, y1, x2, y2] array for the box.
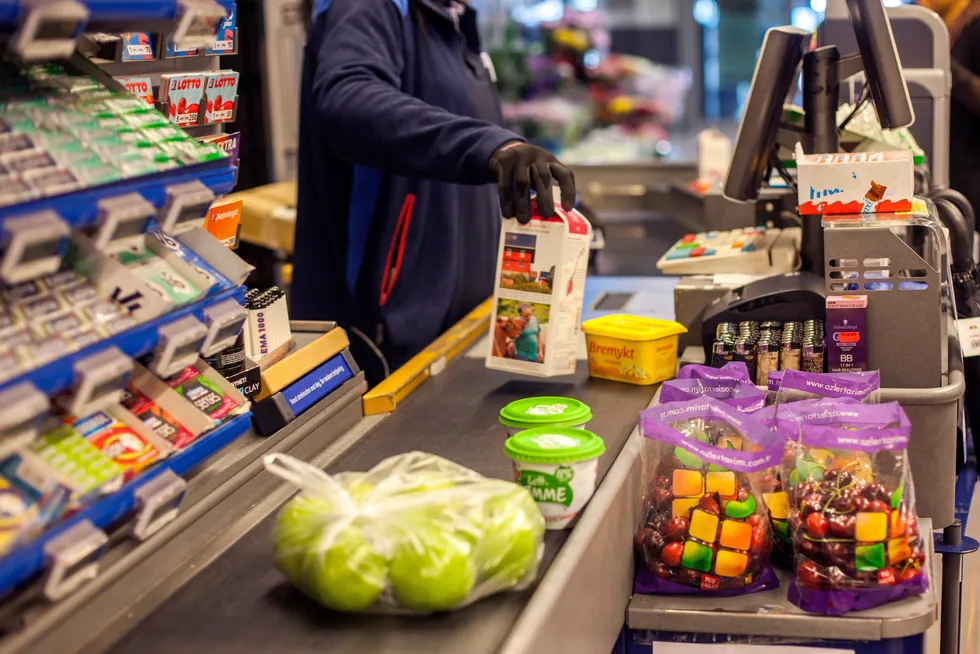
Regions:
[[498, 397, 592, 438], [504, 427, 605, 530]]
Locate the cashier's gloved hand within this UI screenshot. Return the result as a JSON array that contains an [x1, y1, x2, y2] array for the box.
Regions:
[[489, 142, 576, 224]]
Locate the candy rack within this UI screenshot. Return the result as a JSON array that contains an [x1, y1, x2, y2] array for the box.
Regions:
[[0, 0, 254, 629]]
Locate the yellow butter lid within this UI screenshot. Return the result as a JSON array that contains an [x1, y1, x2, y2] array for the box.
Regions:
[[581, 314, 687, 342]]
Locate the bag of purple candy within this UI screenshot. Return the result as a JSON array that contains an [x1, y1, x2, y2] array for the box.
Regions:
[[773, 370, 881, 406], [660, 377, 766, 413], [776, 399, 927, 615], [634, 398, 783, 595], [676, 361, 752, 383]]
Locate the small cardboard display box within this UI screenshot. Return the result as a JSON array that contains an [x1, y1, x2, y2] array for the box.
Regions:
[[486, 205, 592, 377]]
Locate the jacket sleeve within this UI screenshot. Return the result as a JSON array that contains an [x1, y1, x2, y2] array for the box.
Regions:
[[309, 0, 519, 185]]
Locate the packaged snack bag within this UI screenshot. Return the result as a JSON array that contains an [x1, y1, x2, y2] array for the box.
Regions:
[[774, 370, 881, 406], [264, 452, 544, 614], [778, 400, 927, 614], [635, 398, 783, 595], [676, 362, 751, 383], [660, 378, 766, 413]]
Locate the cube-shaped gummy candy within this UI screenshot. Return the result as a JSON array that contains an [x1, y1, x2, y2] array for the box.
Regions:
[[719, 520, 752, 551], [763, 491, 789, 520], [689, 509, 720, 543], [672, 469, 703, 497], [717, 435, 743, 451], [890, 510, 907, 538], [714, 549, 748, 577], [856, 543, 886, 572], [888, 537, 912, 566], [672, 497, 700, 519], [705, 471, 736, 498], [855, 512, 888, 542], [681, 540, 713, 573]]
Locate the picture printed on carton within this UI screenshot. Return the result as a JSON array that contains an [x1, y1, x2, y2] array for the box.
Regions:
[[492, 298, 550, 363]]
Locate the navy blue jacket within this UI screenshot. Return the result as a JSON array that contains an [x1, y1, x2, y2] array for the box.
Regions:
[[291, 0, 518, 374]]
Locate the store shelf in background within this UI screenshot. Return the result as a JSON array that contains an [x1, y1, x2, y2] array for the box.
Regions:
[[0, 160, 235, 228], [0, 410, 251, 597], [0, 284, 245, 397], [0, 0, 235, 28]]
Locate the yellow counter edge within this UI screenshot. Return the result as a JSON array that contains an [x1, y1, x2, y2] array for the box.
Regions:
[[362, 298, 492, 416]]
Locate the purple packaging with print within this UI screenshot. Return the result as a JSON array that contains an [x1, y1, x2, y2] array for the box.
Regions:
[[775, 369, 881, 406], [660, 378, 766, 413], [779, 399, 927, 615], [676, 361, 751, 383], [634, 398, 781, 596]]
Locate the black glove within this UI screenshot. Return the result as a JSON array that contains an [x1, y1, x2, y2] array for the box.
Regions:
[[489, 142, 576, 224]]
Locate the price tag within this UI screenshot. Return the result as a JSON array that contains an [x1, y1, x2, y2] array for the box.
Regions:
[[43, 520, 108, 601], [133, 469, 187, 541], [957, 317, 980, 358]]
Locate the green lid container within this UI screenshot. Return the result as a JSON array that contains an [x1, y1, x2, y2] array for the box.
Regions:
[[504, 427, 606, 464], [498, 397, 593, 431]]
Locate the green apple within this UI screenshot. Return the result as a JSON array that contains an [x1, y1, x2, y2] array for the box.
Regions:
[[272, 495, 334, 583], [390, 529, 475, 611], [272, 495, 387, 612], [474, 491, 543, 585]]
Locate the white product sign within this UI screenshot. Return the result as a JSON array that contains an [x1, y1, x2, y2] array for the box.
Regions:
[[653, 645, 854, 654], [958, 317, 980, 358]]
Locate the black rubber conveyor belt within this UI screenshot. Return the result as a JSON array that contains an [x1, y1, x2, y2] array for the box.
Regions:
[[109, 358, 655, 654]]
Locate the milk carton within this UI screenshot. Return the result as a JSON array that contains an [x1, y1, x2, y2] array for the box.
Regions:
[[486, 205, 591, 377]]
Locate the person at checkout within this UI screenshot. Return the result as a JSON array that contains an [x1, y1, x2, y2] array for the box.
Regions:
[[919, 0, 980, 214], [290, 0, 577, 385]]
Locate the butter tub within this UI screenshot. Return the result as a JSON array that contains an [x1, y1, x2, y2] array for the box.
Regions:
[[581, 315, 687, 385]]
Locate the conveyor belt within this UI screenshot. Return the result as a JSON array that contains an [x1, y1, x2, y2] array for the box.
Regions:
[[109, 359, 655, 654]]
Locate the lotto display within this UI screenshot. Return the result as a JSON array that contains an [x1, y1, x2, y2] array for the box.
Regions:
[[266, 452, 545, 613], [635, 398, 783, 595]]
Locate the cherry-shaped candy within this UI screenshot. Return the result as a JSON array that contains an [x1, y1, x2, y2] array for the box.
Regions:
[[750, 523, 768, 552], [806, 513, 829, 539], [821, 541, 852, 567], [868, 499, 890, 515], [664, 516, 690, 541], [652, 488, 673, 509], [901, 567, 921, 582], [801, 494, 825, 516], [797, 560, 824, 588], [828, 514, 857, 538], [661, 541, 684, 568], [698, 494, 721, 516]]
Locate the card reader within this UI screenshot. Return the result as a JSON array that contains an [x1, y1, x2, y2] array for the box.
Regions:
[[657, 226, 801, 276], [0, 211, 71, 284]]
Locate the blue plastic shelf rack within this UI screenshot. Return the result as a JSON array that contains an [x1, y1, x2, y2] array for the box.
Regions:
[[0, 160, 236, 229], [0, 410, 251, 596], [0, 0, 235, 28], [0, 283, 246, 398]]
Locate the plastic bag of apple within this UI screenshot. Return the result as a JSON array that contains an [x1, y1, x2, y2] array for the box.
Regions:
[[263, 452, 545, 613]]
